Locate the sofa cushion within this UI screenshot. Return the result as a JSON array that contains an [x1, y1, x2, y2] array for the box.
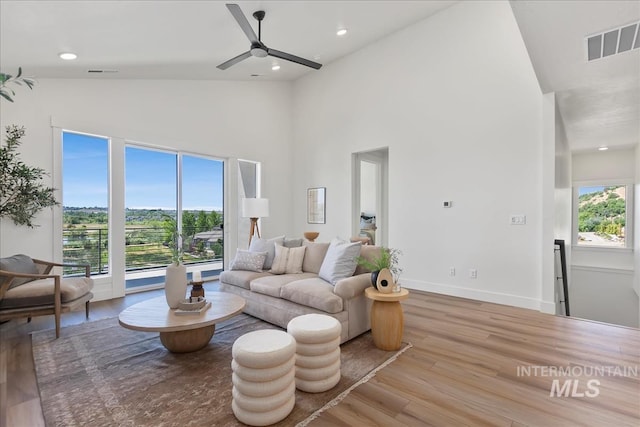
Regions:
[[250, 273, 317, 298], [280, 278, 343, 314], [270, 245, 306, 275], [0, 277, 93, 309], [230, 250, 268, 272], [0, 254, 39, 289], [318, 238, 362, 285], [302, 242, 330, 274], [354, 245, 383, 275], [219, 270, 272, 290], [283, 238, 303, 248], [249, 235, 284, 269]]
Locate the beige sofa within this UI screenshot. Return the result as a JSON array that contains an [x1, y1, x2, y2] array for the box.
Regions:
[[219, 242, 380, 344]]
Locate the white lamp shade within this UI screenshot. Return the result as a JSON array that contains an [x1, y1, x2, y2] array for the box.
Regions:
[[242, 198, 269, 218]]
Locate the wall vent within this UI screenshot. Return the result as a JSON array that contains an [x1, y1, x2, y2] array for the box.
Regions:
[[586, 21, 640, 61], [87, 69, 119, 73]]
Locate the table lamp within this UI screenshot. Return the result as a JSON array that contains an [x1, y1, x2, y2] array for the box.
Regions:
[[242, 198, 269, 245]]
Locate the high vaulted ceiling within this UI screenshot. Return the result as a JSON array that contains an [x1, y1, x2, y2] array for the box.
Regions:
[[511, 0, 640, 153], [1, 1, 638, 153]]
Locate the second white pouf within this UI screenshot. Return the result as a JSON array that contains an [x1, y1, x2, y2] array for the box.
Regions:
[[287, 314, 342, 393], [231, 329, 297, 426]]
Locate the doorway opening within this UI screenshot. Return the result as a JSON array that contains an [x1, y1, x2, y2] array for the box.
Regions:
[[353, 148, 388, 247]]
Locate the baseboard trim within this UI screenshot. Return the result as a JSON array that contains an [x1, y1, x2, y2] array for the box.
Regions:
[[401, 279, 547, 311]]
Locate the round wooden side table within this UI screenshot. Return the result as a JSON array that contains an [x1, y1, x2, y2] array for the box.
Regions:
[[365, 287, 409, 351]]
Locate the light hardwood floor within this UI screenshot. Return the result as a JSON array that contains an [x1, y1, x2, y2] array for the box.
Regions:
[[1, 283, 639, 426]]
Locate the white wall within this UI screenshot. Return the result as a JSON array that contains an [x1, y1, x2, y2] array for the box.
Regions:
[[0, 78, 293, 299], [292, 1, 549, 310], [572, 149, 636, 183], [635, 145, 640, 323]]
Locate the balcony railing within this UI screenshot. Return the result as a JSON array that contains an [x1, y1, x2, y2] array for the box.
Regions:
[[62, 226, 223, 275]]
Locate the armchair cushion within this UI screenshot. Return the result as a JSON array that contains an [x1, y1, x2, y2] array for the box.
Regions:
[[0, 276, 93, 309], [0, 254, 39, 289]]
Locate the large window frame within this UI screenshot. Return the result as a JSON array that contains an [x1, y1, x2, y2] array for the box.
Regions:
[[58, 127, 227, 296], [572, 181, 634, 250]]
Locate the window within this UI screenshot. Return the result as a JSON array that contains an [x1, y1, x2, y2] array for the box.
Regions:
[[62, 130, 225, 292], [62, 131, 109, 275], [123, 146, 225, 290], [125, 146, 177, 272], [181, 154, 224, 266], [575, 184, 633, 248]]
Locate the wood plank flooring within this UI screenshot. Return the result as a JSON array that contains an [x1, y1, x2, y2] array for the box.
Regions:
[[1, 283, 638, 426]]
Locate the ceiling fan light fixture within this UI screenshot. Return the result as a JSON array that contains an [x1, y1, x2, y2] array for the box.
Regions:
[[598, 146, 609, 151], [59, 52, 77, 60], [250, 45, 268, 58], [336, 28, 348, 36]]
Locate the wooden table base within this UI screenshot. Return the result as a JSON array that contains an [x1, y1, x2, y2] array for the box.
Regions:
[[159, 324, 216, 353], [370, 300, 404, 351]]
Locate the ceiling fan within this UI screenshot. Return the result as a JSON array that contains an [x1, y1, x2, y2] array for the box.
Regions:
[[217, 3, 322, 71]]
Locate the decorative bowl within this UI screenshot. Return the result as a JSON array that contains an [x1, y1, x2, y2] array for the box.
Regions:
[[304, 231, 319, 241], [178, 297, 206, 310]]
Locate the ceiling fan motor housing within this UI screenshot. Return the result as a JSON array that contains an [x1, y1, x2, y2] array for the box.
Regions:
[[250, 42, 268, 58]]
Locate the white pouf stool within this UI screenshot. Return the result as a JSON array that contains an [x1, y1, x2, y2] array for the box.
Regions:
[[287, 314, 342, 393], [231, 329, 297, 426]]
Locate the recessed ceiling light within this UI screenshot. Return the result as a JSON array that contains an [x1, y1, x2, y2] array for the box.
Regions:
[[336, 28, 348, 36], [271, 64, 280, 71], [59, 52, 77, 60], [598, 146, 609, 151]]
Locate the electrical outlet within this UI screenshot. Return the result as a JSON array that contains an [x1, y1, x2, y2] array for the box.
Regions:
[[469, 269, 477, 279], [510, 215, 526, 225], [449, 267, 455, 277]]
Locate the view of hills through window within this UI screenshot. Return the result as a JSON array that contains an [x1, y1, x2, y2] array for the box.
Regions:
[[62, 131, 224, 276], [577, 185, 626, 247]]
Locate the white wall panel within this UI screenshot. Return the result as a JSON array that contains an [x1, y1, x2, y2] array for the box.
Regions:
[[291, 1, 547, 309]]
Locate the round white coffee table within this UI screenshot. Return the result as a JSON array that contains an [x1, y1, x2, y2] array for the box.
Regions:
[[118, 293, 246, 353]]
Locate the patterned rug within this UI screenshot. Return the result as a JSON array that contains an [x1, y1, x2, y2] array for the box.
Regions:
[[32, 314, 411, 426]]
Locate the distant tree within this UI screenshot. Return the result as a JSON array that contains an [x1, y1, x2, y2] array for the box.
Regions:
[[182, 211, 196, 238], [210, 210, 222, 227], [196, 210, 209, 233]]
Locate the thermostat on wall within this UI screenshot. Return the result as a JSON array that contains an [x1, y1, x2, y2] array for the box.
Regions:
[[443, 201, 452, 208]]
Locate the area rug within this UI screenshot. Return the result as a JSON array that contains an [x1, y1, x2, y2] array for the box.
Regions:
[[32, 314, 411, 426]]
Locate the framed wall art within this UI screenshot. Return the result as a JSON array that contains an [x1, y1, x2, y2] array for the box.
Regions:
[[307, 187, 326, 224]]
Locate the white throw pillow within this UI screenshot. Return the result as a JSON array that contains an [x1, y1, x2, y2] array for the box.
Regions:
[[270, 245, 306, 275], [249, 235, 285, 269], [230, 250, 268, 272], [318, 238, 362, 285]]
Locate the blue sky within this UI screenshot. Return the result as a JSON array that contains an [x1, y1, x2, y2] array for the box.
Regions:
[[63, 132, 223, 210], [578, 186, 605, 196]]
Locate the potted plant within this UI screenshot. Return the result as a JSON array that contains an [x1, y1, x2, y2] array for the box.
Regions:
[[356, 247, 402, 294], [0, 68, 57, 228]]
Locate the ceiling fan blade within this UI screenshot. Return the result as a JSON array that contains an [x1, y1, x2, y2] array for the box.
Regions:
[[268, 49, 322, 70], [217, 51, 252, 70], [226, 4, 259, 44]]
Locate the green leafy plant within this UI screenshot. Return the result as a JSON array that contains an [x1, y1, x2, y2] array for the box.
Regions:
[[162, 215, 183, 264], [356, 247, 403, 280], [0, 125, 59, 227], [0, 67, 35, 102]]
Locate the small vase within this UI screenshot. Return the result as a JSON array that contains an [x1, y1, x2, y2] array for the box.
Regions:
[[165, 262, 188, 308], [371, 268, 395, 294]]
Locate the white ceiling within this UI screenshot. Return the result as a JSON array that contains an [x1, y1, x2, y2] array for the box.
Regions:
[[1, 0, 639, 152], [510, 0, 640, 152]]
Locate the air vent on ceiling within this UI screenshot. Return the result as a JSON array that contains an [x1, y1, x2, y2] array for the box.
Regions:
[[587, 21, 640, 61], [87, 69, 119, 73]]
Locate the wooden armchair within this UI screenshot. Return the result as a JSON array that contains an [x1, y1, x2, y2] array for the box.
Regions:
[[0, 255, 94, 338]]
